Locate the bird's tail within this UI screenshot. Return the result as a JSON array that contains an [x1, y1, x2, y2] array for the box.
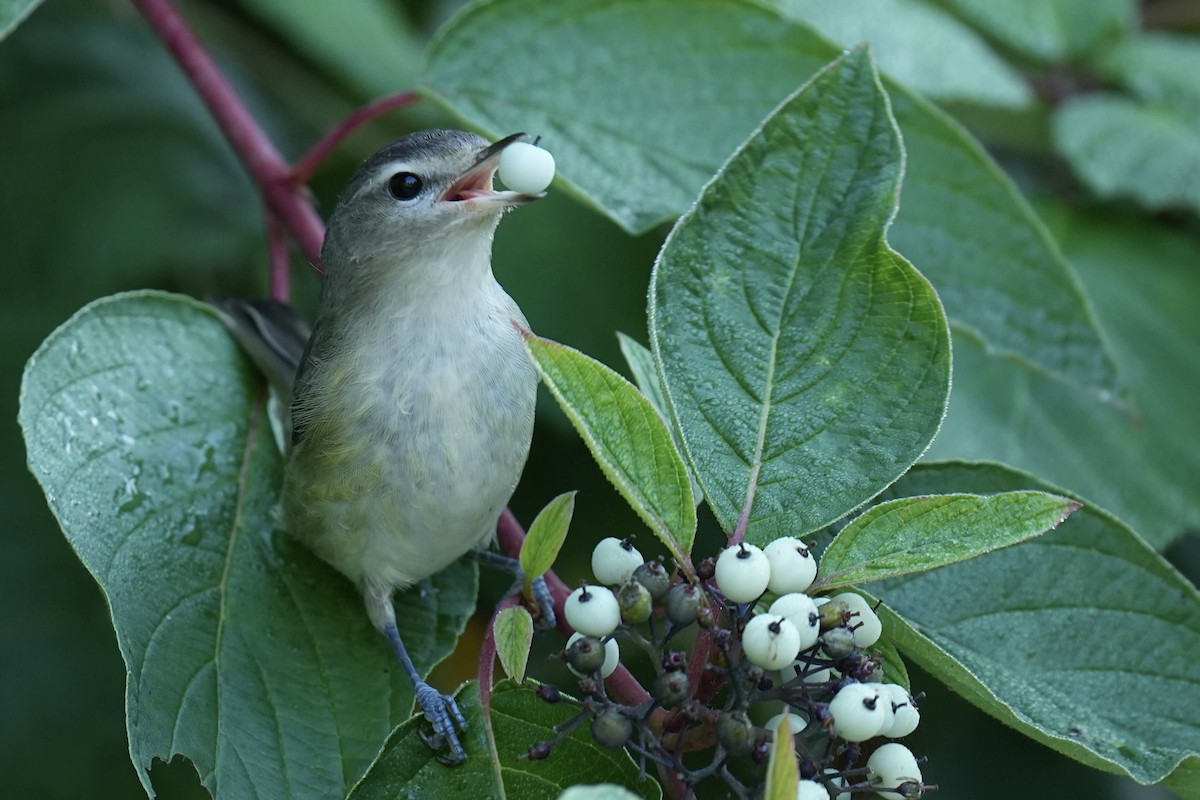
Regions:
[[210, 297, 311, 454], [209, 297, 309, 404]]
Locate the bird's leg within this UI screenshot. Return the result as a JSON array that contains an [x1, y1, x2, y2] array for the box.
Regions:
[[368, 588, 468, 765], [468, 549, 557, 629], [381, 619, 469, 764]]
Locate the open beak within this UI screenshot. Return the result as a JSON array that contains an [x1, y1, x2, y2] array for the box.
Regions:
[[438, 132, 544, 208]]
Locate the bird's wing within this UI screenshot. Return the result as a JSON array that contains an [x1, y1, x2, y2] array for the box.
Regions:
[[211, 297, 313, 450]]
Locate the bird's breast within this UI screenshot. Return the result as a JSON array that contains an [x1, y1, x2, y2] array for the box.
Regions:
[[281, 297, 537, 589]]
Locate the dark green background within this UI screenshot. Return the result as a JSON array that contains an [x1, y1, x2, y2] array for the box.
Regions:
[[1, 1, 1192, 798]]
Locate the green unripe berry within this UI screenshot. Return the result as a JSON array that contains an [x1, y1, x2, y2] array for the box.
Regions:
[[591, 708, 634, 749], [665, 583, 703, 627], [820, 626, 857, 660], [653, 670, 691, 708], [564, 635, 607, 674], [819, 598, 851, 630], [617, 578, 654, 624], [565, 632, 620, 679], [632, 560, 670, 601], [715, 711, 754, 756]]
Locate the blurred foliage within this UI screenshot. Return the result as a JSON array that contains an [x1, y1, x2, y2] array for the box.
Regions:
[[2, 0, 1197, 798]]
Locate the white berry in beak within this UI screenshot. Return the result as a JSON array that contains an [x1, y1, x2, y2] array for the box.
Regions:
[[498, 140, 556, 194]]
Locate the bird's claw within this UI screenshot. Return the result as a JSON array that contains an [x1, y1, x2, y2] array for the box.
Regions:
[[529, 575, 557, 630], [414, 681, 468, 765]]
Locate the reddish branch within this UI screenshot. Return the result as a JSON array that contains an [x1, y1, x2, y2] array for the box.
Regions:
[[292, 91, 421, 184], [133, 0, 325, 276]]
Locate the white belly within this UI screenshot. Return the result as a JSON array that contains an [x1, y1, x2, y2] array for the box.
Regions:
[[281, 298, 537, 593]]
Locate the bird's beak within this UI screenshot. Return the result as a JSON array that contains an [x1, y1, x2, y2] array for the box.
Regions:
[[438, 133, 544, 208]]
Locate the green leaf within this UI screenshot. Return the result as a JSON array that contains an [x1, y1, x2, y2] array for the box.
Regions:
[[764, 716, 798, 800], [1095, 31, 1200, 120], [938, 0, 1137, 61], [520, 491, 577, 594], [869, 462, 1200, 791], [235, 0, 421, 97], [350, 682, 660, 800], [873, 635, 910, 690], [0, 0, 44, 40], [616, 333, 702, 504], [651, 49, 950, 544], [494, 606, 534, 685], [19, 292, 477, 799], [1052, 94, 1200, 216], [816, 492, 1080, 590], [525, 335, 696, 561], [882, 88, 1122, 405], [928, 200, 1200, 547], [616, 333, 669, 425], [422, 0, 1122, 403], [772, 0, 1032, 108]]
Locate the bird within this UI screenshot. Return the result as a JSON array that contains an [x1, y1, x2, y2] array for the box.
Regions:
[[215, 129, 545, 764]]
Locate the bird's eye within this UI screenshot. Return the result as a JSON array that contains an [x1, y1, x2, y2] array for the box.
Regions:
[[387, 172, 423, 201]]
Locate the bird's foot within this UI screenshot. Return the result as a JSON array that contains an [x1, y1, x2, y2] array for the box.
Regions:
[[467, 549, 557, 629], [527, 575, 557, 629], [414, 681, 469, 765]]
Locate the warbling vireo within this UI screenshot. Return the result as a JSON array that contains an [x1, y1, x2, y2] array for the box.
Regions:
[[217, 129, 544, 764]]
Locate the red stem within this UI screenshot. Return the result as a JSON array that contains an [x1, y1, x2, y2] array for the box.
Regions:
[[478, 594, 522, 717], [291, 91, 422, 184], [132, 0, 325, 266], [265, 210, 290, 301]]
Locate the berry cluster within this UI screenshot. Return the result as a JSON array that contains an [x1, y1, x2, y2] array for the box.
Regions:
[[529, 537, 933, 799]]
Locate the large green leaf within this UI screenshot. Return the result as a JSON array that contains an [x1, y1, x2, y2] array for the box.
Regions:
[[348, 682, 660, 800], [1052, 94, 1200, 216], [651, 49, 950, 544], [772, 0, 1032, 108], [937, 0, 1137, 61], [525, 335, 696, 561], [817, 492, 1079, 590], [422, 0, 1122, 403], [19, 292, 477, 799], [927, 201, 1200, 547], [869, 462, 1200, 794]]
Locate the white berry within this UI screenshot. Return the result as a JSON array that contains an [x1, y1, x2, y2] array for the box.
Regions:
[[821, 768, 851, 800], [878, 683, 920, 738], [498, 140, 556, 194], [768, 592, 821, 651], [564, 584, 621, 637], [828, 682, 887, 742], [796, 779, 830, 800], [766, 711, 808, 737], [591, 537, 644, 585], [742, 614, 802, 670], [867, 742, 922, 800], [763, 536, 818, 594], [715, 543, 771, 603], [831, 591, 883, 647], [566, 632, 620, 678]]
